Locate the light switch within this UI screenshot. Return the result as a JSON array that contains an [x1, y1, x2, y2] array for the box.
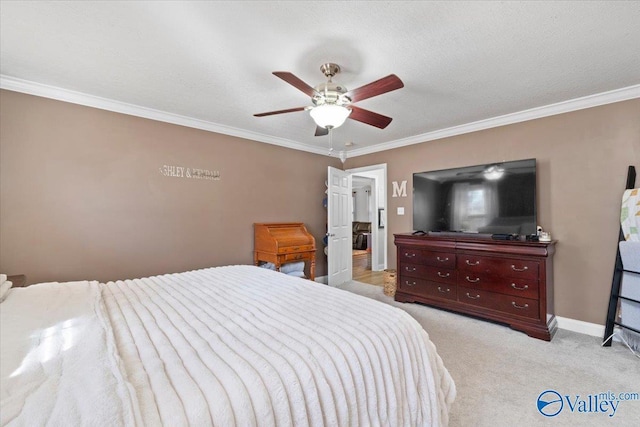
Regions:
[[397, 207, 405, 215]]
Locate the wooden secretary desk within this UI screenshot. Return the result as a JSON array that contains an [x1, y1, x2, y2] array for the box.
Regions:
[[253, 223, 316, 281]]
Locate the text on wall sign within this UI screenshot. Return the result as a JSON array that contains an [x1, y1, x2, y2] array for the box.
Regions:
[[159, 165, 221, 181]]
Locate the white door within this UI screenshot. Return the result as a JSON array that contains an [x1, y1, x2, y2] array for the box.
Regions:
[[327, 166, 352, 287]]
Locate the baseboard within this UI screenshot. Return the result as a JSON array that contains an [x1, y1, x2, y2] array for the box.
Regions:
[[556, 316, 605, 338]]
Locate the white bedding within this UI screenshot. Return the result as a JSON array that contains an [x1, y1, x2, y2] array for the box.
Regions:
[[0, 281, 138, 426], [1, 265, 455, 426]]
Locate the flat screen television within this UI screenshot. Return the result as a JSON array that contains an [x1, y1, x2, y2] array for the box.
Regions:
[[413, 158, 537, 236]]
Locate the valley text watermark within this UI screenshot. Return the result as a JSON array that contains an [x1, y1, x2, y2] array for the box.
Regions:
[[537, 390, 639, 418]]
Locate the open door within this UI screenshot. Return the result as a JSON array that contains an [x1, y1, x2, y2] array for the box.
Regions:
[[327, 166, 352, 287]]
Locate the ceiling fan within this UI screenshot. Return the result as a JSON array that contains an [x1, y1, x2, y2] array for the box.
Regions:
[[254, 63, 404, 136]]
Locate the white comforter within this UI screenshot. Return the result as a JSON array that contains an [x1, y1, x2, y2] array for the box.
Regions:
[[0, 281, 138, 425], [1, 265, 455, 426]]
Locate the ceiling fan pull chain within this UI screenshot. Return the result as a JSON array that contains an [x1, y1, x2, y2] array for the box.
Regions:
[[328, 128, 334, 154]]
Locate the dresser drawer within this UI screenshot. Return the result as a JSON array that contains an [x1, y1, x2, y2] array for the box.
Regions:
[[398, 276, 457, 301], [399, 262, 428, 278], [398, 248, 424, 263], [398, 248, 456, 268], [423, 250, 456, 268], [457, 273, 539, 299], [422, 281, 457, 301], [283, 252, 311, 261], [280, 245, 315, 254], [457, 254, 539, 280], [458, 286, 539, 319], [398, 276, 427, 292], [399, 263, 456, 284], [424, 265, 456, 284]]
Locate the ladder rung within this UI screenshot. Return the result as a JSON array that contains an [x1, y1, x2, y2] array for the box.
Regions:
[[613, 321, 640, 335]]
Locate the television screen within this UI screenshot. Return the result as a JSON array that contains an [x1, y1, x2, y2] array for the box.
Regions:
[[413, 159, 537, 235]]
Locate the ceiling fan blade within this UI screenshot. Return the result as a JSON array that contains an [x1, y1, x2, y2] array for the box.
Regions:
[[348, 106, 393, 129], [273, 72, 318, 97], [345, 74, 404, 103], [254, 107, 307, 117], [314, 126, 329, 137]]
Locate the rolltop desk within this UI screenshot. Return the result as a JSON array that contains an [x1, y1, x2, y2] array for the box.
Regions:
[[254, 223, 316, 281]]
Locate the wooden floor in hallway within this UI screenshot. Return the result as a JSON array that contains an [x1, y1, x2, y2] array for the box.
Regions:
[[352, 250, 385, 286]]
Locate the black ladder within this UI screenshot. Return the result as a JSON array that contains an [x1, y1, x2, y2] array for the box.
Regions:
[[603, 166, 638, 346]]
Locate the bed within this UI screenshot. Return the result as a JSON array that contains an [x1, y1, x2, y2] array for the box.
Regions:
[[1, 265, 455, 426]]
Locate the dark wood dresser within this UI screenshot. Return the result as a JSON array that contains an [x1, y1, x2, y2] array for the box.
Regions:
[[394, 233, 556, 340], [254, 223, 316, 281]]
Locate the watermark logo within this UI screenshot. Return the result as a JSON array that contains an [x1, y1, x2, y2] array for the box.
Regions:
[[537, 390, 563, 417], [537, 389, 639, 418]]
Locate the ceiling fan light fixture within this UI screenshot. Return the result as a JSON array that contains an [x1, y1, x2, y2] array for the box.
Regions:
[[310, 104, 351, 129], [255, 63, 403, 136], [484, 165, 505, 180]]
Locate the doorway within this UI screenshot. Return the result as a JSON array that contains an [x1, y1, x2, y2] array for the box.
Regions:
[[352, 176, 374, 281], [348, 164, 387, 286]]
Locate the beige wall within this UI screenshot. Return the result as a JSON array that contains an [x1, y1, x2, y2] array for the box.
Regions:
[[2, 89, 639, 325], [346, 99, 640, 325], [0, 90, 341, 284]]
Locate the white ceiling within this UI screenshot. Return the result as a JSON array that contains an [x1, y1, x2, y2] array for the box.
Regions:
[[1, 1, 639, 158]]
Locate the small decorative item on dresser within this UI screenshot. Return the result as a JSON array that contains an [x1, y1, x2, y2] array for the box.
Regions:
[[383, 269, 397, 296]]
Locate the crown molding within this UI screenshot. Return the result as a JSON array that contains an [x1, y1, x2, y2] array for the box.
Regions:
[[2, 74, 639, 159], [347, 84, 640, 157], [0, 75, 328, 156]]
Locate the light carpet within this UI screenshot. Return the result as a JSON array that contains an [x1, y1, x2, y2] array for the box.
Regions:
[[337, 280, 640, 427]]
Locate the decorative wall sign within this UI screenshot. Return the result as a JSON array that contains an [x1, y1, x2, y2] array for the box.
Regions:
[[392, 180, 407, 197], [159, 164, 221, 181]]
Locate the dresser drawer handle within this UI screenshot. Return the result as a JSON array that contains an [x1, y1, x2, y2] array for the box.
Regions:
[[437, 286, 450, 293], [405, 266, 417, 272], [465, 259, 480, 266], [511, 301, 529, 309], [465, 292, 480, 300], [511, 265, 529, 272], [405, 252, 416, 258], [436, 256, 449, 262], [437, 272, 450, 278], [405, 280, 416, 287], [465, 276, 480, 283], [511, 283, 529, 291]]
